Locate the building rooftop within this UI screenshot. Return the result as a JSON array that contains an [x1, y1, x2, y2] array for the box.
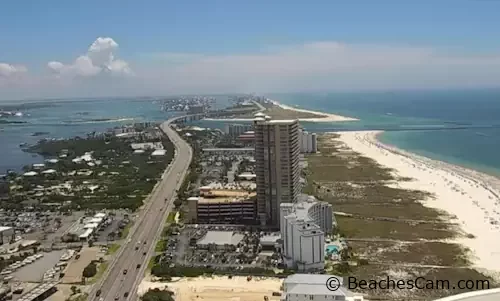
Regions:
[[197, 196, 254, 204], [266, 119, 298, 125], [282, 194, 331, 222], [433, 289, 500, 301], [151, 149, 167, 156], [197, 231, 244, 246], [260, 233, 281, 245], [0, 226, 12, 232], [284, 274, 353, 297]]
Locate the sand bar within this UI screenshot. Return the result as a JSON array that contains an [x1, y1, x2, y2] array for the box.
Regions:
[[336, 130, 500, 276], [269, 99, 358, 122], [205, 100, 358, 122]]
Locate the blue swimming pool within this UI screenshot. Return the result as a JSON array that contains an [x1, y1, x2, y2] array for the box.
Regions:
[[326, 245, 339, 254]]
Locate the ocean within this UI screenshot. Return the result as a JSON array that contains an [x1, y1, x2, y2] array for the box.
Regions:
[[2, 90, 500, 178], [0, 98, 178, 172], [271, 89, 500, 178]]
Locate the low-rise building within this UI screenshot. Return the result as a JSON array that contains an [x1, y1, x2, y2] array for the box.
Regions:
[[282, 274, 363, 301], [0, 226, 14, 245], [280, 195, 333, 272], [196, 231, 244, 250]]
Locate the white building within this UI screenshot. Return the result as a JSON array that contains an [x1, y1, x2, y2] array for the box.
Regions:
[[280, 195, 333, 271], [282, 274, 364, 301], [0, 226, 14, 245], [298, 129, 318, 153]]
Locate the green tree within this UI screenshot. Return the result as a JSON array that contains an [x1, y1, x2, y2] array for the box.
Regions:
[[141, 289, 175, 301], [82, 262, 97, 278]]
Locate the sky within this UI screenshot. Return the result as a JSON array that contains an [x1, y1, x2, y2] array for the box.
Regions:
[[1, 0, 500, 100]]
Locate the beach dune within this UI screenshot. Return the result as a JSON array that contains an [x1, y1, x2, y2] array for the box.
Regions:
[[337, 131, 500, 275]]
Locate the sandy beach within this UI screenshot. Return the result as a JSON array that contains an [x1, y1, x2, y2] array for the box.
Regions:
[[205, 99, 358, 122], [269, 99, 358, 122], [337, 131, 500, 276], [138, 276, 282, 301]]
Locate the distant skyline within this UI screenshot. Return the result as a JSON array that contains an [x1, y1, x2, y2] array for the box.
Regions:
[[1, 0, 500, 100]]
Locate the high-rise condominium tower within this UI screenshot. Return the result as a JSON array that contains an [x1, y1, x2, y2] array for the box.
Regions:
[[253, 113, 301, 228]]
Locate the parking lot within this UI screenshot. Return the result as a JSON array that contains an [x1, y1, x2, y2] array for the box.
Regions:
[[61, 247, 101, 284], [157, 225, 281, 269], [14, 250, 65, 282]]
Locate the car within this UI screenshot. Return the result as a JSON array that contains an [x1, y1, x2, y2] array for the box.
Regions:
[[96, 290, 102, 297], [123, 269, 128, 275], [124, 292, 129, 298], [135, 246, 139, 250], [114, 296, 119, 301], [143, 241, 147, 245], [136, 264, 141, 269], [143, 252, 147, 256]]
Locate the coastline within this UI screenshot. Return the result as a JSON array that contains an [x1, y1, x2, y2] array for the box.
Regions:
[[205, 99, 358, 122], [336, 130, 500, 276], [268, 99, 359, 122]]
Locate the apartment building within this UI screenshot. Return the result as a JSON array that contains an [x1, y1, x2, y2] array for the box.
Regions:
[[253, 113, 301, 228]]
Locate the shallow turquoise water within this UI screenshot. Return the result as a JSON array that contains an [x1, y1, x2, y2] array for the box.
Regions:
[[270, 89, 500, 178]]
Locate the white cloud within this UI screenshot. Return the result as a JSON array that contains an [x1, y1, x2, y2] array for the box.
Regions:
[[0, 63, 27, 78], [47, 37, 133, 78], [141, 42, 500, 93], [2, 40, 500, 100]]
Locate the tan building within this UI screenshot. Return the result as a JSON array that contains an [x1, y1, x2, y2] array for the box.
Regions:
[[186, 189, 258, 224], [253, 113, 301, 228]]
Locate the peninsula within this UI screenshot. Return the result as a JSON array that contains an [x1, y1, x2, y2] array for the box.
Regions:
[[204, 95, 358, 122]]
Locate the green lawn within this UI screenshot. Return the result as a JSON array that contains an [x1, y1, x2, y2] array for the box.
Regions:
[[105, 243, 121, 255], [120, 222, 134, 239], [155, 240, 167, 252], [166, 212, 176, 223]]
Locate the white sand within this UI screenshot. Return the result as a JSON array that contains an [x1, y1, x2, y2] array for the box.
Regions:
[[138, 276, 282, 301], [336, 131, 500, 275], [205, 100, 357, 123], [269, 99, 358, 122]]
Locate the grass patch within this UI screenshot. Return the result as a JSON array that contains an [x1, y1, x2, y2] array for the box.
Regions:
[[105, 243, 121, 255], [155, 240, 167, 252], [147, 257, 156, 270], [350, 241, 472, 266], [120, 222, 134, 239], [166, 212, 176, 223], [336, 215, 456, 241], [346, 265, 493, 300]]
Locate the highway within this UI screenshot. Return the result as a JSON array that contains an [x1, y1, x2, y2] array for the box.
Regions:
[[89, 117, 192, 301]]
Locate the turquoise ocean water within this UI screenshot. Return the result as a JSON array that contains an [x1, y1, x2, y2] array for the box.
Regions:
[[2, 90, 500, 178], [194, 89, 500, 178], [272, 90, 500, 178]]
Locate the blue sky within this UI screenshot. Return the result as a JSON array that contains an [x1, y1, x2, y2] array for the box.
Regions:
[[1, 0, 500, 99]]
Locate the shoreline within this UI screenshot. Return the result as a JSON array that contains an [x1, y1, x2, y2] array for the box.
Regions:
[[205, 99, 358, 123], [268, 99, 359, 122], [336, 130, 500, 276]]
